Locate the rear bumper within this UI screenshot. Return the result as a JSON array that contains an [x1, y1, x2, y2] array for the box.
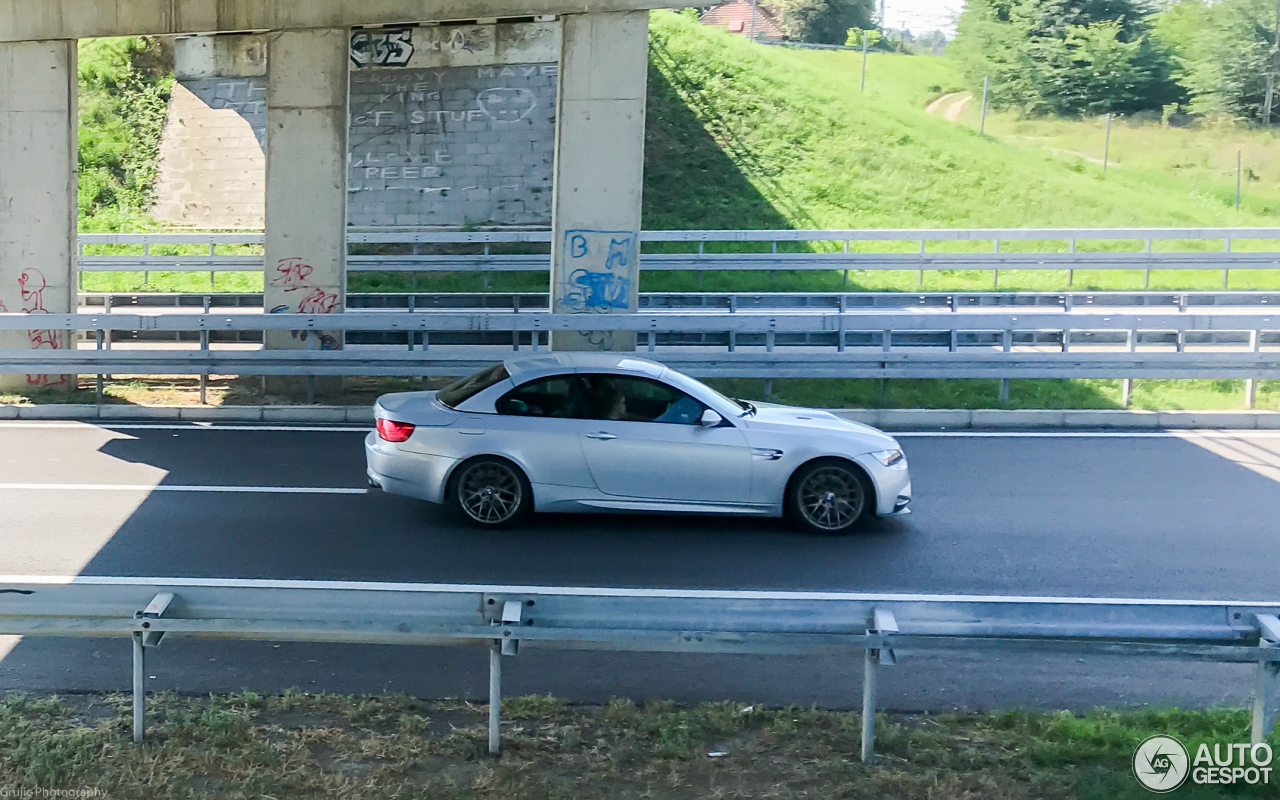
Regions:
[[364, 431, 456, 504]]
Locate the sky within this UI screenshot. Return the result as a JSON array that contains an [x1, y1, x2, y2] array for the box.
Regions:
[[883, 0, 965, 34]]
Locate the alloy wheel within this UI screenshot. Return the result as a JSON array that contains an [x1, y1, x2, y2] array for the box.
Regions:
[[797, 466, 866, 531], [458, 462, 523, 525]]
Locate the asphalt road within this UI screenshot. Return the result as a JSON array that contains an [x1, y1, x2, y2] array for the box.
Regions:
[[1, 421, 1277, 712]]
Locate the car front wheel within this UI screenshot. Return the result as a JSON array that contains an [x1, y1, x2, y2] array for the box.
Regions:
[[786, 459, 872, 534], [450, 457, 532, 528]]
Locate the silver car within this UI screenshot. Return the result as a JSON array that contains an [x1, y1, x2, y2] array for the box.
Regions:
[[365, 353, 911, 534]]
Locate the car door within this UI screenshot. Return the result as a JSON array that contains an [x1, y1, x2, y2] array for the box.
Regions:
[[484, 374, 595, 489], [577, 373, 754, 503]]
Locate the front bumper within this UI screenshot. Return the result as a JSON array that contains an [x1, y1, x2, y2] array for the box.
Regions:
[[364, 431, 456, 504], [856, 454, 912, 517]]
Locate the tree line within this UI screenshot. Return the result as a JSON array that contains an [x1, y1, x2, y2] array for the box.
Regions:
[[951, 0, 1280, 123]]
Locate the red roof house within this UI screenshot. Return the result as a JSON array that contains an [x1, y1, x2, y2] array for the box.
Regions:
[[700, 2, 786, 40]]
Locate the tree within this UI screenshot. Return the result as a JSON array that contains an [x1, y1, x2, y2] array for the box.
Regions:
[[952, 0, 1182, 116], [1161, 0, 1280, 123], [774, 0, 875, 45]]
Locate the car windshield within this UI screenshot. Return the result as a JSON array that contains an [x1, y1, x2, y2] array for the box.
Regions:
[[436, 363, 510, 408], [681, 375, 755, 416]]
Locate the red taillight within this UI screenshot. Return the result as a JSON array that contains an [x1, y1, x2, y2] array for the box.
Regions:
[[376, 418, 416, 443]]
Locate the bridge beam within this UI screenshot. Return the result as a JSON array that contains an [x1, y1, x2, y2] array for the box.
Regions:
[[0, 40, 77, 392], [0, 0, 683, 42]]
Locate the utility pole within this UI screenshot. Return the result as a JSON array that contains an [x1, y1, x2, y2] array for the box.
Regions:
[[1267, 0, 1280, 124], [860, 30, 869, 92], [1103, 112, 1112, 172], [749, 0, 758, 41], [979, 75, 989, 136], [1237, 150, 1243, 211]]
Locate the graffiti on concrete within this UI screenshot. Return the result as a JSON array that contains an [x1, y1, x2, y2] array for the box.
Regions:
[[351, 30, 416, 67], [14, 268, 67, 387], [268, 258, 341, 350], [559, 231, 637, 313]]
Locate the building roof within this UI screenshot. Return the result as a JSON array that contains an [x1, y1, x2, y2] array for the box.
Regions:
[[700, 2, 786, 40]]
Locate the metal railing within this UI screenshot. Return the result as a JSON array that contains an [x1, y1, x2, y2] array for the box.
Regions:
[[77, 290, 1280, 313], [0, 575, 1276, 759], [76, 228, 1280, 288], [2, 309, 1277, 408]]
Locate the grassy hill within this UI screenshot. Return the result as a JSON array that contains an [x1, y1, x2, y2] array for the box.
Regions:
[[643, 10, 1279, 232]]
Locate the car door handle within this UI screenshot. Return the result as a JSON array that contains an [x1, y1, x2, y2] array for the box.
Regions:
[[586, 432, 618, 440]]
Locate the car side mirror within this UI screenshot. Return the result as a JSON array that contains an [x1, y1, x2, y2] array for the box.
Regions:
[[700, 409, 724, 428]]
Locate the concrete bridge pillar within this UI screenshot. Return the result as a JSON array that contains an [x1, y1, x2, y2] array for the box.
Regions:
[[263, 29, 349, 363], [0, 40, 78, 393], [550, 11, 649, 351]]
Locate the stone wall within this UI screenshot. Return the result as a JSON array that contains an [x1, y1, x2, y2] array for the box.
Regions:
[[152, 35, 267, 228], [152, 22, 560, 229], [347, 22, 560, 227]]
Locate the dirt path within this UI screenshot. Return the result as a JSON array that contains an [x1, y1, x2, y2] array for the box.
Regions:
[[925, 91, 972, 121]]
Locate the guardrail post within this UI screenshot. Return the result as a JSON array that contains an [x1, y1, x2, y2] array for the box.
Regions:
[[999, 329, 1013, 405], [200, 295, 211, 405], [486, 598, 524, 755], [1224, 238, 1232, 289], [861, 645, 877, 763], [1251, 615, 1280, 745], [862, 608, 898, 764], [132, 632, 145, 744], [1247, 329, 1260, 409], [131, 592, 173, 744], [95, 330, 105, 405], [489, 643, 502, 755]]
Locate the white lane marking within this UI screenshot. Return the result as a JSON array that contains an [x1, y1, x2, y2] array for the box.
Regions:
[[0, 423, 368, 432], [0, 574, 1275, 607], [893, 430, 1280, 438], [0, 484, 366, 494]]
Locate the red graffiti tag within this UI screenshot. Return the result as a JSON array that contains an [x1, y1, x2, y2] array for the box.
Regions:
[[271, 257, 315, 292], [14, 268, 67, 387], [297, 288, 340, 315]]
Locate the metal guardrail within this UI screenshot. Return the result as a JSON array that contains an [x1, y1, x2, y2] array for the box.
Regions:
[[78, 290, 1280, 312], [75, 229, 1280, 288], [0, 576, 1277, 759], [2, 311, 1277, 407]]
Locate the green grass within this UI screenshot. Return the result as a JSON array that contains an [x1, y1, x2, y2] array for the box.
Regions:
[[704, 377, 1280, 411], [0, 691, 1274, 799]]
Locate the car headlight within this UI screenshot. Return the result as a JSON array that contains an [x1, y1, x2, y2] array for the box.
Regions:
[[871, 449, 905, 467]]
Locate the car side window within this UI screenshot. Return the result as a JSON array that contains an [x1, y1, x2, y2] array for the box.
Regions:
[[582, 374, 705, 424], [495, 376, 584, 418]]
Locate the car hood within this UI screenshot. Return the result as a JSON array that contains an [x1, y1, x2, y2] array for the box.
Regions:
[[742, 403, 897, 447], [374, 391, 458, 427]]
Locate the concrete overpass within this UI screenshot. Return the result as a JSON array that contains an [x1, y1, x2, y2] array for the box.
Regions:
[[0, 0, 681, 389]]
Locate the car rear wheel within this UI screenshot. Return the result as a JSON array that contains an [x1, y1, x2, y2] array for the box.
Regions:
[[451, 458, 532, 528], [787, 459, 872, 534]]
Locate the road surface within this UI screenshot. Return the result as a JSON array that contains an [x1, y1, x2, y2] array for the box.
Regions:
[[1, 422, 1276, 711]]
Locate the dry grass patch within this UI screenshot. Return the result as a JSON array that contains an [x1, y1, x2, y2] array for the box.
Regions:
[[0, 691, 1273, 799]]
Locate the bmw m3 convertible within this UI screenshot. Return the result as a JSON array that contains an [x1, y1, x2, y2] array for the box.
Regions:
[[366, 353, 911, 534]]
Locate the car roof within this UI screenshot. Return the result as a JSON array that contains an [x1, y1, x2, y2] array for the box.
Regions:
[[503, 352, 666, 379]]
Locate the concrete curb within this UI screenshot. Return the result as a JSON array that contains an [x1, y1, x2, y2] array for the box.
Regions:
[[831, 408, 1280, 430], [0, 404, 1276, 429], [0, 405, 376, 424]]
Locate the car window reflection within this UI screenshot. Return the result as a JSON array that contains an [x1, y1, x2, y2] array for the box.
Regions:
[[581, 374, 705, 425]]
